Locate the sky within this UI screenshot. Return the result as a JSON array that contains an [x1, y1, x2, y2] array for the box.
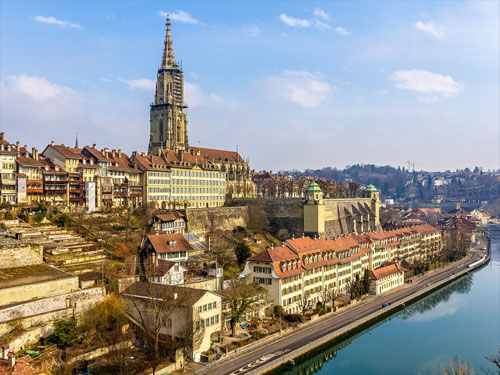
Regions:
[[1, 1, 499, 172]]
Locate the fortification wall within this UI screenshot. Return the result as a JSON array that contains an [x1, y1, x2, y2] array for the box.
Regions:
[[186, 206, 249, 238], [230, 199, 304, 236], [0, 276, 79, 307], [0, 287, 104, 323], [0, 243, 43, 269], [231, 198, 379, 239]]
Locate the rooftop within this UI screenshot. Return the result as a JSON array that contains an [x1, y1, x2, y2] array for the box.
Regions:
[[0, 264, 73, 291]]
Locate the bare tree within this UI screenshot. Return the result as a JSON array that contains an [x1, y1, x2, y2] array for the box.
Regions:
[[297, 293, 313, 317], [484, 350, 500, 375], [440, 356, 475, 375], [227, 280, 250, 337], [177, 308, 205, 371], [319, 287, 339, 311], [123, 277, 188, 375]]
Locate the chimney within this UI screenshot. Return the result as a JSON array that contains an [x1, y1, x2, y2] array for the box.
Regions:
[[93, 143, 97, 148], [32, 147, 38, 160], [177, 149, 184, 162], [112, 149, 116, 157], [16, 141, 20, 151], [118, 149, 122, 158], [0, 132, 4, 140], [7, 354, 15, 368], [51, 140, 55, 146], [141, 152, 145, 157]]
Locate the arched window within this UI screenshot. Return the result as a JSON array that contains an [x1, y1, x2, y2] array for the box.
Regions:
[[177, 120, 181, 142]]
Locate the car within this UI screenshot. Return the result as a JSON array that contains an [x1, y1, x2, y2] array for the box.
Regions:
[[382, 303, 388, 308]]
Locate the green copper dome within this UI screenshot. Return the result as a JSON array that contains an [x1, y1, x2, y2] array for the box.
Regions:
[[365, 184, 378, 192], [306, 182, 323, 192]]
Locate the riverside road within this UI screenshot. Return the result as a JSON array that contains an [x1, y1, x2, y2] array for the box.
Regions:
[[198, 253, 483, 375]]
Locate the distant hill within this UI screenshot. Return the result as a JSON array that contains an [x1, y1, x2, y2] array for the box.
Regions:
[[281, 164, 408, 197]]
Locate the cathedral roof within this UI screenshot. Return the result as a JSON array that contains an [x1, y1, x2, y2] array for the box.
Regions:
[[188, 147, 245, 164]]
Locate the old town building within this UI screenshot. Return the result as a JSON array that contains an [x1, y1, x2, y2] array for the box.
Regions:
[[243, 224, 441, 314], [148, 18, 255, 199]]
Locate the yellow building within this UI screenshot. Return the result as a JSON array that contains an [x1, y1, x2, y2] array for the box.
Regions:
[[148, 18, 255, 199], [132, 149, 225, 209], [243, 224, 442, 314]]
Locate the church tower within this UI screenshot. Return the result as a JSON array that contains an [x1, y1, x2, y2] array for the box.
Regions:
[[148, 16, 189, 154]]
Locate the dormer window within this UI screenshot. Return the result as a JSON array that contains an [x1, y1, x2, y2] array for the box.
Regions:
[[287, 263, 291, 271], [297, 260, 301, 268], [282, 264, 286, 273]]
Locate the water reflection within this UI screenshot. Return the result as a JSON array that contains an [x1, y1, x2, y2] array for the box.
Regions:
[[399, 276, 473, 321], [276, 275, 473, 375]]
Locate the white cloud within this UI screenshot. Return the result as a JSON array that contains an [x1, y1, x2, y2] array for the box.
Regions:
[[315, 20, 332, 30], [376, 89, 391, 95], [313, 8, 330, 21], [158, 10, 198, 24], [119, 78, 155, 91], [244, 25, 261, 37], [335, 26, 352, 35], [1, 74, 91, 145], [8, 73, 76, 101], [279, 14, 311, 28], [389, 69, 463, 101], [414, 21, 444, 39], [263, 70, 333, 108], [34, 15, 81, 29]]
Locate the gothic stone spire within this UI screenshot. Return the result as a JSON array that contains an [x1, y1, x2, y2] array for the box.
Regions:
[[161, 15, 176, 68]]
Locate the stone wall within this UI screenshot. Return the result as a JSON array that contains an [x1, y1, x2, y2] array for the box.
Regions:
[[0, 275, 79, 306], [230, 198, 380, 239], [186, 206, 249, 239], [323, 198, 380, 238], [0, 243, 43, 269], [0, 287, 104, 323], [230, 199, 304, 237]]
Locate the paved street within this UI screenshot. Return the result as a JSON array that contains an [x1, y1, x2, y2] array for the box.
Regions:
[[198, 253, 482, 375]]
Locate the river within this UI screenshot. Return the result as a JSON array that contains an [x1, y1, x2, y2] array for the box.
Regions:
[[277, 227, 500, 375]]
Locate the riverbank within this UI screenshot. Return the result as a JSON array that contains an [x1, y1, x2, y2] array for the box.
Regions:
[[257, 253, 489, 375], [194, 251, 488, 375]]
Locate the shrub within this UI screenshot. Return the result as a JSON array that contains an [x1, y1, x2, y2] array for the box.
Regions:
[[284, 314, 303, 323], [273, 305, 284, 317], [49, 316, 77, 348]]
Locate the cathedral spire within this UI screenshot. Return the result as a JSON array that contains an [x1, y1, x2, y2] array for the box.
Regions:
[[161, 15, 176, 68], [74, 132, 79, 148]]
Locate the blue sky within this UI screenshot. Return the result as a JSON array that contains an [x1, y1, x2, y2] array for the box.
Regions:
[[1, 1, 498, 171]]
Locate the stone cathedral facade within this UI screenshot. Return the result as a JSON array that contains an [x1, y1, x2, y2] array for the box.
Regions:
[[148, 17, 256, 198], [148, 17, 188, 154]]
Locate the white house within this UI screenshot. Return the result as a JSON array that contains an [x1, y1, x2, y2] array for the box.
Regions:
[[369, 262, 407, 295]]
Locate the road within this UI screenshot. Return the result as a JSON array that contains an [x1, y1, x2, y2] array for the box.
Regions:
[[197, 253, 482, 375]]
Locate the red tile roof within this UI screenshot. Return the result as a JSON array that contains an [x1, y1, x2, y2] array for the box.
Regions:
[[370, 262, 407, 280], [146, 233, 193, 253], [188, 146, 244, 163]]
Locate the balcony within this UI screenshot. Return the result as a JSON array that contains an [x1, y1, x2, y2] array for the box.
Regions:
[[27, 188, 44, 194]]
